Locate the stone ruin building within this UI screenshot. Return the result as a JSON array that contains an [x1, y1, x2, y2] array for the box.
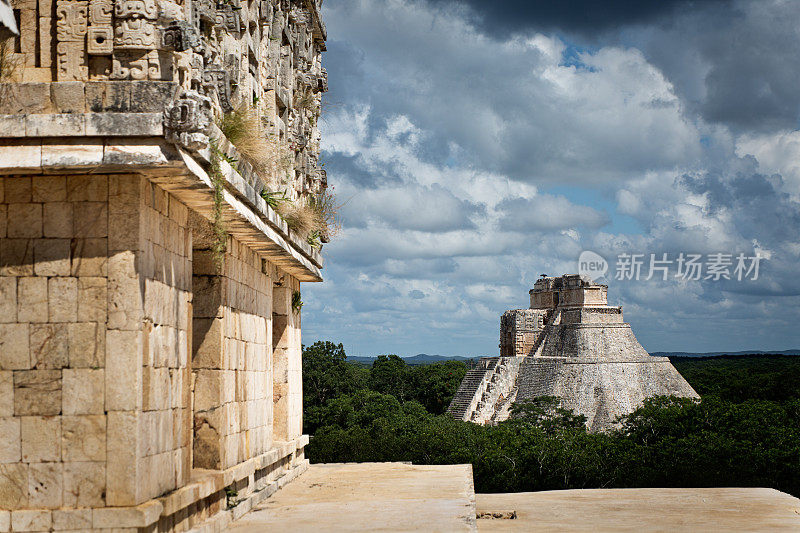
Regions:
[[448, 275, 698, 431], [0, 0, 327, 531]]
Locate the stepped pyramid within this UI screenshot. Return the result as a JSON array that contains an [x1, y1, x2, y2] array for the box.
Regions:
[[447, 275, 698, 431]]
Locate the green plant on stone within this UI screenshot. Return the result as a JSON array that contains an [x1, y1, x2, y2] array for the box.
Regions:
[[307, 230, 322, 250], [208, 140, 229, 270], [292, 290, 303, 314], [224, 487, 239, 508], [260, 189, 289, 210]]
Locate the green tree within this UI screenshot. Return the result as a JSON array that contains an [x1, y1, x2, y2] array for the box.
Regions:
[[302, 341, 368, 433], [368, 354, 412, 400], [408, 360, 468, 415]]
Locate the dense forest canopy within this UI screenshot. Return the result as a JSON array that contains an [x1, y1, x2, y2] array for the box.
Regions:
[[302, 342, 800, 497]]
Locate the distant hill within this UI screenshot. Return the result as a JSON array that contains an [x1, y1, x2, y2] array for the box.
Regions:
[[653, 349, 800, 358], [347, 353, 477, 366], [345, 350, 800, 366]]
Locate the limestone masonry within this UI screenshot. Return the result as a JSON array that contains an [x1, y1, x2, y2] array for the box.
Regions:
[[0, 0, 327, 531], [448, 275, 699, 431]]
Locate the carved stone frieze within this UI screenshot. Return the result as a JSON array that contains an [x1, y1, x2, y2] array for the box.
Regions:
[[191, 0, 215, 24], [202, 66, 232, 112], [115, 17, 157, 48], [56, 0, 89, 41], [114, 0, 158, 20], [56, 40, 89, 80], [164, 89, 213, 150], [89, 0, 113, 24], [316, 67, 327, 92], [215, 3, 240, 33], [88, 25, 114, 54], [162, 20, 199, 51], [110, 49, 149, 79]]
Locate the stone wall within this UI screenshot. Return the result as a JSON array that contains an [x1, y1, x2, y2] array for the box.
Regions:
[[2, 0, 328, 203], [0, 0, 326, 529], [0, 173, 310, 531]]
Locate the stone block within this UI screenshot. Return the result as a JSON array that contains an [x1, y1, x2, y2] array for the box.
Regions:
[[0, 324, 29, 370], [77, 277, 106, 322], [0, 83, 50, 114], [142, 367, 171, 412], [25, 113, 86, 136], [193, 408, 222, 470], [192, 317, 223, 369], [67, 322, 105, 368], [42, 202, 73, 238], [0, 417, 21, 463], [14, 370, 61, 416], [41, 139, 104, 169], [0, 464, 28, 509], [105, 329, 142, 411], [33, 238, 71, 276], [0, 510, 7, 532], [27, 462, 62, 508], [70, 238, 107, 276], [0, 239, 33, 276], [29, 323, 69, 369], [108, 203, 141, 251], [20, 416, 60, 462], [4, 177, 32, 203], [0, 115, 26, 138], [0, 372, 12, 417], [106, 411, 141, 506], [62, 415, 105, 461], [63, 461, 105, 507], [10, 510, 50, 532], [66, 174, 108, 202], [52, 508, 92, 531], [48, 277, 78, 322], [0, 141, 42, 172], [73, 201, 108, 238], [17, 277, 47, 322], [85, 112, 163, 136], [192, 250, 217, 276], [31, 176, 66, 202], [6, 203, 42, 239], [129, 82, 179, 113], [103, 138, 179, 167], [50, 82, 86, 114], [92, 500, 162, 529], [107, 251, 143, 330], [193, 369, 224, 412], [62, 368, 104, 415], [169, 196, 188, 227], [85, 81, 131, 113], [193, 275, 222, 318]]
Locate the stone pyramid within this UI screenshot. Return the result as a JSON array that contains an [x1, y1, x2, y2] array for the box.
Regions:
[[447, 275, 698, 431]]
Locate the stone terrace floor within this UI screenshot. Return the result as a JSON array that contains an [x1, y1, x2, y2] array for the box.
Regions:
[[224, 463, 800, 532], [225, 462, 477, 532], [476, 487, 800, 532]]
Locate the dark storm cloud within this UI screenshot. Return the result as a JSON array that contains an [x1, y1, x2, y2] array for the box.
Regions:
[[427, 0, 731, 37]]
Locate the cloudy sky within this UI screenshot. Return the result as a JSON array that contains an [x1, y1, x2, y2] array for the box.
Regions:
[[302, 0, 800, 357]]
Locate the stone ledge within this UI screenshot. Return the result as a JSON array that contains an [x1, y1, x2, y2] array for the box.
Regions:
[[175, 147, 323, 277], [0, 138, 322, 279], [162, 436, 308, 519], [188, 459, 310, 533], [0, 438, 309, 532], [0, 113, 163, 138], [0, 81, 179, 115]]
